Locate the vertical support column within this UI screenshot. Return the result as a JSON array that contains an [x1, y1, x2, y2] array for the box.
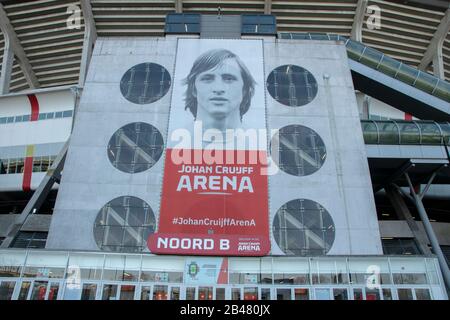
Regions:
[[264, 0, 272, 15], [0, 30, 14, 94], [175, 0, 183, 13], [385, 184, 431, 255], [404, 172, 450, 291]]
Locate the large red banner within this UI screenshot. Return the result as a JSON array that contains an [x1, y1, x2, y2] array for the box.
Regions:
[[148, 149, 270, 255], [148, 39, 269, 256]]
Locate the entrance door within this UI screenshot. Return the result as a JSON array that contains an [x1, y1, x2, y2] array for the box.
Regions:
[[0, 280, 16, 300], [260, 287, 272, 300], [276, 288, 291, 300], [198, 286, 213, 300], [25, 280, 62, 300], [243, 287, 258, 300]]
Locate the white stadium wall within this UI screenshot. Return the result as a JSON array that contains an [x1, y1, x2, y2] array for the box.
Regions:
[[46, 37, 382, 256]]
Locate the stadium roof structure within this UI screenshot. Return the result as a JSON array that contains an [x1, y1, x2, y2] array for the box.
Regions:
[[0, 0, 449, 93]]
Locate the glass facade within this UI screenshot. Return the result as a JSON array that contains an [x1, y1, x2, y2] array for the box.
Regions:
[[107, 122, 164, 174], [361, 120, 450, 145], [271, 125, 327, 176], [279, 33, 450, 103], [0, 249, 446, 300]]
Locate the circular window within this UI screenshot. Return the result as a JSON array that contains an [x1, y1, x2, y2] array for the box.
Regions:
[[266, 65, 318, 107], [107, 122, 164, 174], [271, 124, 326, 176], [273, 199, 335, 256], [94, 196, 156, 252], [120, 63, 171, 104]]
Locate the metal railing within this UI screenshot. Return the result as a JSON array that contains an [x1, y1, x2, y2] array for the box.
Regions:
[[279, 33, 450, 103]]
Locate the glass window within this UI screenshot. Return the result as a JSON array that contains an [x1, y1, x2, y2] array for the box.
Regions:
[[294, 288, 309, 300], [102, 284, 118, 300], [397, 288, 413, 300], [119, 285, 135, 300], [186, 287, 196, 300], [396, 63, 418, 85], [333, 288, 348, 300], [10, 231, 47, 249], [107, 122, 164, 174], [120, 63, 171, 104], [232, 288, 241, 300], [0, 281, 16, 300], [23, 115, 30, 121], [415, 71, 439, 94], [434, 80, 450, 101], [365, 289, 380, 300], [382, 238, 421, 255], [377, 54, 401, 77], [48, 283, 59, 300], [361, 121, 379, 144], [140, 286, 151, 300], [359, 46, 383, 69], [63, 110, 73, 117], [0, 117, 6, 124], [277, 288, 291, 300], [314, 288, 331, 300], [170, 286, 180, 300], [267, 65, 318, 107], [273, 199, 335, 255], [199, 287, 213, 300], [153, 285, 168, 300], [261, 288, 271, 300], [7, 116, 14, 123], [46, 112, 54, 119], [81, 283, 97, 300], [271, 125, 327, 177], [94, 196, 156, 252], [397, 122, 420, 145], [353, 288, 364, 300], [15, 115, 23, 122], [38, 113, 46, 120], [32, 157, 41, 172], [216, 288, 225, 300], [243, 287, 258, 300], [415, 288, 431, 300], [55, 112, 63, 118], [418, 122, 442, 144], [18, 281, 31, 300], [382, 288, 392, 300], [30, 281, 48, 300], [378, 121, 399, 144]]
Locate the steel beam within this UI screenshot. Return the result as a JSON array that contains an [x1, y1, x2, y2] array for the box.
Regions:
[[404, 171, 450, 291], [0, 29, 14, 94], [351, 0, 369, 42], [385, 184, 432, 255], [0, 3, 39, 89], [79, 0, 97, 86], [418, 9, 450, 78]]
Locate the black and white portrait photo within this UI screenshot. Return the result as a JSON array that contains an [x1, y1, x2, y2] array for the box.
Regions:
[[167, 39, 266, 150]]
